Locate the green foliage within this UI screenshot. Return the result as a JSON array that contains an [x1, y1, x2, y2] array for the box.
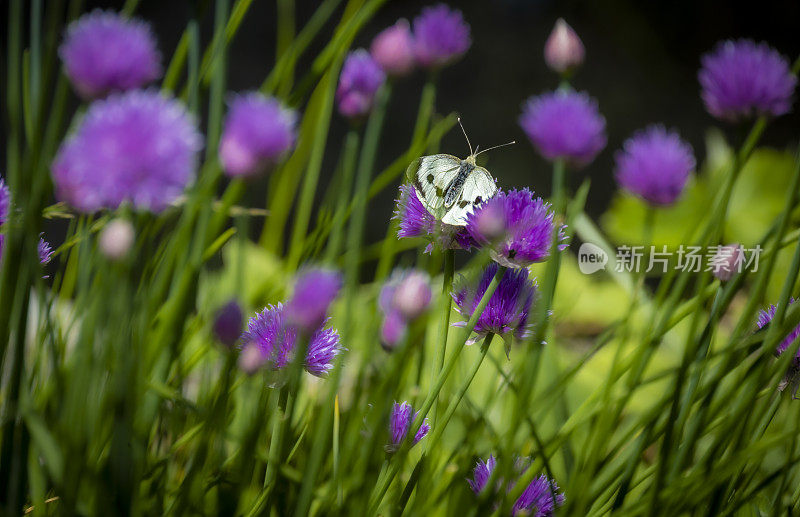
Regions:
[[2, 1, 800, 516]]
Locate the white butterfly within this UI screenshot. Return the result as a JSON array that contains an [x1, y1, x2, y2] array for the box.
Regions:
[[406, 119, 513, 226]]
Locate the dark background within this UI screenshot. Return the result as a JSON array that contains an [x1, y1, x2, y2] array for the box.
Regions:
[[7, 0, 800, 249]]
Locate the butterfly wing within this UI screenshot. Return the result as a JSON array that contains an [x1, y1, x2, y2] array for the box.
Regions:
[[406, 154, 462, 219], [441, 165, 497, 226]]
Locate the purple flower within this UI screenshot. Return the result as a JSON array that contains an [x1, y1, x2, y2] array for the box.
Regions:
[[388, 401, 430, 450], [466, 189, 567, 268], [59, 10, 161, 99], [380, 311, 407, 351], [284, 268, 342, 332], [757, 298, 800, 367], [240, 304, 344, 377], [219, 93, 297, 177], [513, 474, 566, 517], [336, 50, 386, 119], [393, 184, 475, 253], [467, 456, 565, 516], [0, 178, 9, 223], [544, 18, 585, 75], [38, 237, 53, 265], [614, 125, 695, 207], [413, 4, 471, 69], [467, 455, 497, 494], [213, 300, 243, 348], [519, 90, 607, 166], [305, 326, 343, 376], [699, 39, 796, 121], [453, 263, 536, 349], [0, 178, 52, 267], [371, 19, 416, 76], [52, 90, 202, 213]]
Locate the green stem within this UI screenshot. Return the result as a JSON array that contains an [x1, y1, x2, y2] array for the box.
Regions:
[[428, 249, 455, 428], [324, 130, 360, 264], [285, 58, 342, 270], [367, 265, 507, 513]]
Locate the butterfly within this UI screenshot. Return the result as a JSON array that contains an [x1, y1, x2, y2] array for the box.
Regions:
[[406, 118, 514, 226]]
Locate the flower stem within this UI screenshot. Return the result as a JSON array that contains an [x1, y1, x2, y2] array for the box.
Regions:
[[428, 248, 455, 428], [367, 265, 506, 513]]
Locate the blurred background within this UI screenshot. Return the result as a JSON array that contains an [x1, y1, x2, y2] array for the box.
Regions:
[[5, 0, 800, 253]]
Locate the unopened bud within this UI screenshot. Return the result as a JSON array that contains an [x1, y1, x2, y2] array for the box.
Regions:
[[712, 244, 744, 281], [213, 300, 243, 348], [544, 19, 585, 74], [381, 311, 407, 351], [392, 271, 432, 320], [370, 19, 416, 77], [99, 219, 134, 260], [238, 342, 266, 375]]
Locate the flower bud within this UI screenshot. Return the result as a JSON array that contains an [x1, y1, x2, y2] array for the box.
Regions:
[[213, 300, 243, 348], [473, 201, 506, 242], [712, 244, 744, 281], [370, 19, 415, 77], [238, 342, 266, 375], [336, 50, 386, 119], [392, 271, 432, 320], [99, 218, 134, 259], [544, 19, 585, 74], [285, 268, 342, 332], [381, 311, 407, 351]]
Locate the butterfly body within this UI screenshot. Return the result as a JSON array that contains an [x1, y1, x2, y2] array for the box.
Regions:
[[407, 153, 497, 226]]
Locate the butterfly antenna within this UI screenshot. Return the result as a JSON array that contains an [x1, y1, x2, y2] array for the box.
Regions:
[[457, 117, 474, 156], [475, 140, 516, 156]]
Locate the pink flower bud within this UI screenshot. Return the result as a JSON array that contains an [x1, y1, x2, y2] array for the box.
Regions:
[[473, 202, 506, 242], [238, 342, 266, 375], [392, 271, 432, 320], [99, 218, 134, 259], [544, 19, 585, 74], [381, 311, 407, 351], [712, 244, 744, 281], [370, 19, 416, 76]]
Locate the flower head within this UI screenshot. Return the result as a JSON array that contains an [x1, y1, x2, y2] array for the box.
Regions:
[[240, 304, 343, 377], [219, 93, 297, 177], [388, 401, 430, 450], [711, 244, 744, 282], [699, 39, 796, 121], [0, 178, 9, 223], [213, 300, 244, 348], [757, 298, 800, 367], [519, 90, 607, 166], [393, 184, 475, 253], [453, 263, 537, 348], [467, 456, 565, 516], [99, 218, 135, 259], [52, 90, 202, 213], [614, 125, 695, 206], [413, 4, 471, 69], [60, 10, 161, 99], [467, 455, 497, 494], [38, 237, 53, 265], [513, 474, 566, 516], [284, 268, 342, 332], [544, 19, 585, 75], [336, 50, 386, 119], [371, 19, 416, 76], [466, 189, 566, 268]]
